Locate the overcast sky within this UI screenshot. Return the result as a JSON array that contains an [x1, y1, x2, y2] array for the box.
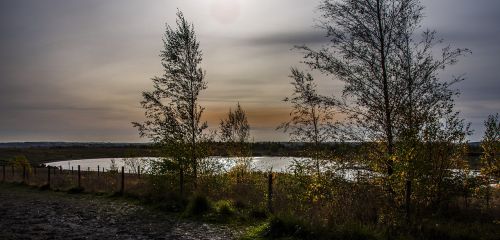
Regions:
[[0, 0, 499, 142]]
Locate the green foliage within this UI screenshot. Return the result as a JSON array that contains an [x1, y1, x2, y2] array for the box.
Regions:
[[239, 222, 269, 240], [214, 200, 236, 216]]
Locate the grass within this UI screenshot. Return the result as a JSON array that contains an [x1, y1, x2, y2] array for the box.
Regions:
[[238, 214, 500, 240], [238, 214, 380, 240], [239, 222, 270, 240]]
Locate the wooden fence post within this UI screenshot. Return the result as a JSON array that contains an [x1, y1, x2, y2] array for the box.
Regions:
[[97, 165, 100, 177], [120, 166, 125, 194], [71, 166, 74, 175], [59, 166, 62, 174], [267, 171, 274, 213], [47, 167, 51, 187], [137, 166, 140, 178], [78, 165, 81, 188]]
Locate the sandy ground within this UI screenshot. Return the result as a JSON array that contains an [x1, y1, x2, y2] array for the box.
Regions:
[[0, 184, 236, 240]]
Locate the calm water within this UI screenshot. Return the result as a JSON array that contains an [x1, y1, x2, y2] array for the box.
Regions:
[[46, 157, 295, 172], [46, 156, 368, 181]]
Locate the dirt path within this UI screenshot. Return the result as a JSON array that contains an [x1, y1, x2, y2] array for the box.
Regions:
[[0, 184, 236, 240]]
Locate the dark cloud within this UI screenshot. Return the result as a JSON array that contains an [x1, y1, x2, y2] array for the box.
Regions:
[[244, 30, 327, 46]]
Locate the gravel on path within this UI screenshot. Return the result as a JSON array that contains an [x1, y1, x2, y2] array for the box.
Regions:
[[0, 184, 236, 240]]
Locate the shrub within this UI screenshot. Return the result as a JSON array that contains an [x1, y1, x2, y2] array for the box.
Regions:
[[185, 194, 212, 216], [214, 200, 235, 216]]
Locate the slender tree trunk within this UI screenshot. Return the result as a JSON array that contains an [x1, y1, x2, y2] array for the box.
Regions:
[[192, 109, 197, 189], [312, 105, 321, 175], [190, 82, 198, 189], [376, 0, 394, 175]]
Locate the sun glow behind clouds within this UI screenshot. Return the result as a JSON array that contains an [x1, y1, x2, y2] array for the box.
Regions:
[[210, 0, 241, 24]]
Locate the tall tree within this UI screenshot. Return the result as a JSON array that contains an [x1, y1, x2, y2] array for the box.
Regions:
[[299, 0, 469, 176], [133, 11, 207, 189]]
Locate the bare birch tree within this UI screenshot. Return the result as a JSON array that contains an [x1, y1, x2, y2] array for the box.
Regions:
[[300, 0, 469, 176], [296, 0, 471, 220]]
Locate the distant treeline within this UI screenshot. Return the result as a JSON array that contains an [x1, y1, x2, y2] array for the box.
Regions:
[[0, 141, 483, 167]]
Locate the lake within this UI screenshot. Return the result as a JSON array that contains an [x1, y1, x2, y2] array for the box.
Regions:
[[46, 157, 300, 172], [45, 156, 368, 181]]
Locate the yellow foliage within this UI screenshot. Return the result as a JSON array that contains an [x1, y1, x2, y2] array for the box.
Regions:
[[9, 155, 32, 174]]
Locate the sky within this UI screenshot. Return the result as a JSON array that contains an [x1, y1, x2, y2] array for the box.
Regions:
[[0, 0, 499, 143]]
